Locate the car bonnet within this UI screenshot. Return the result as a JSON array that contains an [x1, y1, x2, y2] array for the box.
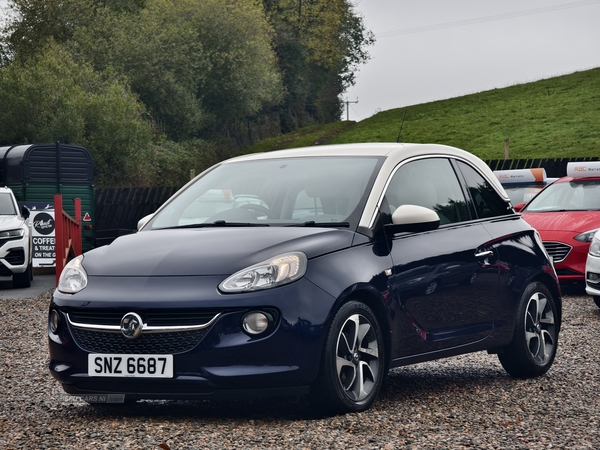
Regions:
[[521, 210, 600, 234], [82, 227, 355, 277], [0, 215, 24, 231]]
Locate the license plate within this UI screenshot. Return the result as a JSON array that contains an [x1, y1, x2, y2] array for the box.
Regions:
[[88, 354, 173, 378]]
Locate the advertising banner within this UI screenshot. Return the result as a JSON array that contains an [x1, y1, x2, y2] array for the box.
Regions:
[[24, 203, 56, 268], [493, 168, 547, 184]]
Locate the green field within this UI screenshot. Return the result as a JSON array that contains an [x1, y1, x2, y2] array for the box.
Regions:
[[246, 67, 600, 161]]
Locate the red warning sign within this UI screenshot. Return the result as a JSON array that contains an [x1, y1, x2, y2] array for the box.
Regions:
[[83, 212, 92, 222]]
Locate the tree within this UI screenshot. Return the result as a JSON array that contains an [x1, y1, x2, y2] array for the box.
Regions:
[[70, 0, 210, 140], [1, 0, 94, 62], [191, 0, 283, 130], [0, 0, 374, 186], [263, 0, 373, 128], [0, 42, 154, 185]]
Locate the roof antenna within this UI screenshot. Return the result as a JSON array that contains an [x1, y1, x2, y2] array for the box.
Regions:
[[396, 108, 408, 143]]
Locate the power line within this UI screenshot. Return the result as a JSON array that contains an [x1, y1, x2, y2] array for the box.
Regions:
[[376, 0, 600, 38]]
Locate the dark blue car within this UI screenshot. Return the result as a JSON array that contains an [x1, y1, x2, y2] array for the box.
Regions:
[[49, 143, 561, 414]]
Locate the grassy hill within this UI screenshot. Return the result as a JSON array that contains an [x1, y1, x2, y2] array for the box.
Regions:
[[246, 67, 600, 161]]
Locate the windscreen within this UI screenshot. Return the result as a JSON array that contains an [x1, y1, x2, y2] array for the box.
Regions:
[[503, 184, 546, 205], [523, 179, 600, 212], [0, 193, 17, 215], [147, 156, 382, 229]]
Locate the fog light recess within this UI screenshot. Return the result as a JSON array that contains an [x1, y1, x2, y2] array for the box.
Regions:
[[587, 272, 600, 284], [242, 311, 273, 335], [49, 309, 60, 334]]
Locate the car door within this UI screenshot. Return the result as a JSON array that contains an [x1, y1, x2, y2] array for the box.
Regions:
[[455, 160, 540, 344], [383, 157, 501, 360]]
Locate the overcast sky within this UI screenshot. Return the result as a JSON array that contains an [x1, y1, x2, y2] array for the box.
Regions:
[[345, 0, 600, 120]]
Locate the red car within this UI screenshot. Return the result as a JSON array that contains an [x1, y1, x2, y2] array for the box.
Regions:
[[519, 162, 600, 285]]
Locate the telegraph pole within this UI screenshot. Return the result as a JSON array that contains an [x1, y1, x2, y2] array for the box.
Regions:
[[344, 98, 358, 121]]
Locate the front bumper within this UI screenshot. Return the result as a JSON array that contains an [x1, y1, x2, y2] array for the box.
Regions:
[[48, 275, 335, 400], [0, 238, 29, 276], [585, 252, 600, 298]]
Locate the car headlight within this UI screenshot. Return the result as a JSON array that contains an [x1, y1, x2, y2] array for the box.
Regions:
[[219, 252, 307, 293], [0, 228, 25, 240], [589, 232, 600, 257], [57, 255, 88, 294], [574, 228, 600, 243]]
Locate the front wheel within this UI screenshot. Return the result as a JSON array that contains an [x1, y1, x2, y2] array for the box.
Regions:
[[310, 301, 385, 415], [593, 296, 600, 309], [498, 282, 559, 378]]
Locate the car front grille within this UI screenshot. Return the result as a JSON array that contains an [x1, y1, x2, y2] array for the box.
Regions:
[[543, 241, 572, 263], [71, 327, 208, 354], [68, 309, 222, 327], [67, 308, 225, 354]]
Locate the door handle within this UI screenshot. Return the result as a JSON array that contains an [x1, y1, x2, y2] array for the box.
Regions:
[[475, 250, 494, 258]]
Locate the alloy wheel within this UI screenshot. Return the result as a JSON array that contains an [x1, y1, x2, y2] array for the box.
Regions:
[[335, 313, 381, 401], [524, 291, 557, 365]]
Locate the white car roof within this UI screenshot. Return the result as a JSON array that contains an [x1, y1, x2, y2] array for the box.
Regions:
[[228, 143, 508, 201]]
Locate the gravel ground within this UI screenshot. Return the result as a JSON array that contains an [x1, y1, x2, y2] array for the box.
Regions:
[[1, 288, 599, 449]]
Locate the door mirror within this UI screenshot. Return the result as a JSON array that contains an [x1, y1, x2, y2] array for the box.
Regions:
[[20, 205, 30, 220], [384, 204, 440, 234]]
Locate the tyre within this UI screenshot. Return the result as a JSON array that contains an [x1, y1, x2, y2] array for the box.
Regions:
[[310, 301, 385, 415], [593, 296, 600, 309], [498, 282, 558, 378], [13, 263, 32, 288]]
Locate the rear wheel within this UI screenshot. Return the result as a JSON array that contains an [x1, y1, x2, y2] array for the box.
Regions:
[[310, 301, 385, 415], [498, 282, 558, 377]]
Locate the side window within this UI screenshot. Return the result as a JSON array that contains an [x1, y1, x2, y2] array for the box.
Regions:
[[384, 158, 469, 224], [457, 161, 510, 218]]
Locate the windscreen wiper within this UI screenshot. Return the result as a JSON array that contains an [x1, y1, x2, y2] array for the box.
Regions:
[[162, 220, 270, 229], [287, 221, 350, 228]]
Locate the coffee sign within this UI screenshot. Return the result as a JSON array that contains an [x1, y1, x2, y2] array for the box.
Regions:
[[25, 204, 56, 267]]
